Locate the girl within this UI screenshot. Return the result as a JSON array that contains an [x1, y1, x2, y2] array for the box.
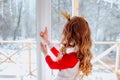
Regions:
[[40, 13, 93, 80]]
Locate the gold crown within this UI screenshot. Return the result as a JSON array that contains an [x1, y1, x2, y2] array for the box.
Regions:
[[61, 12, 70, 21], [61, 12, 86, 21]]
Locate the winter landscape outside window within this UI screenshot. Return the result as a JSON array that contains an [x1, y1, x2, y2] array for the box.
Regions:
[[0, 0, 37, 80]]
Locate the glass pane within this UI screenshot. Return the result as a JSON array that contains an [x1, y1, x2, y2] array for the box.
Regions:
[[0, 0, 36, 40], [0, 0, 37, 80], [51, 0, 72, 42], [79, 0, 120, 42]]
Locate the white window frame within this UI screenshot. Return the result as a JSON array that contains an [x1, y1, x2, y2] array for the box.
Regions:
[[72, 0, 79, 16], [36, 0, 51, 80]]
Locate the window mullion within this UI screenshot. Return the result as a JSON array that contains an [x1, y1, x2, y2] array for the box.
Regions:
[[72, 0, 79, 16], [36, 0, 51, 80]]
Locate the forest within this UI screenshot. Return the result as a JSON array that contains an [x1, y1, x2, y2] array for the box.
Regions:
[[0, 0, 36, 40], [0, 0, 120, 41]]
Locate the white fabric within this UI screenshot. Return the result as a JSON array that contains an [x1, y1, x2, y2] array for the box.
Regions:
[[56, 61, 80, 80], [66, 47, 76, 53]]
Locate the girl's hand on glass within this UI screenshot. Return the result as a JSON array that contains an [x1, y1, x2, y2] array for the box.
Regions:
[[40, 27, 50, 45], [40, 42, 48, 56]]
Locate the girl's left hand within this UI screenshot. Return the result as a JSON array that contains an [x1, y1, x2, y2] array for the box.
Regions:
[[40, 42, 48, 56]]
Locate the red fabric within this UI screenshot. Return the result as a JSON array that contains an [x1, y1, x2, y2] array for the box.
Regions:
[[50, 46, 59, 57], [45, 52, 78, 70]]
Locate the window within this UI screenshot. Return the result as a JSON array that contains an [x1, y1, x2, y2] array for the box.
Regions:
[[1, 0, 118, 80], [0, 0, 37, 80]]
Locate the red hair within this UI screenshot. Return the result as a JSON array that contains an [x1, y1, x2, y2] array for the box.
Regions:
[[60, 16, 93, 77]]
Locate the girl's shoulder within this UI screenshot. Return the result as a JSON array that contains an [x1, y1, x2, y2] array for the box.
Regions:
[[58, 52, 78, 68]]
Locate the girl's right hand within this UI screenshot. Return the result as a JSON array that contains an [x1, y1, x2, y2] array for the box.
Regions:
[[40, 27, 50, 45]]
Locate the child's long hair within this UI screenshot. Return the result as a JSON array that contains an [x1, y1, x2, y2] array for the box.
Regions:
[[60, 16, 92, 77]]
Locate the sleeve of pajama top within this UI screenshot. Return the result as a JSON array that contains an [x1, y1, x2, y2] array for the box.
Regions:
[[45, 52, 79, 70], [50, 46, 59, 57]]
